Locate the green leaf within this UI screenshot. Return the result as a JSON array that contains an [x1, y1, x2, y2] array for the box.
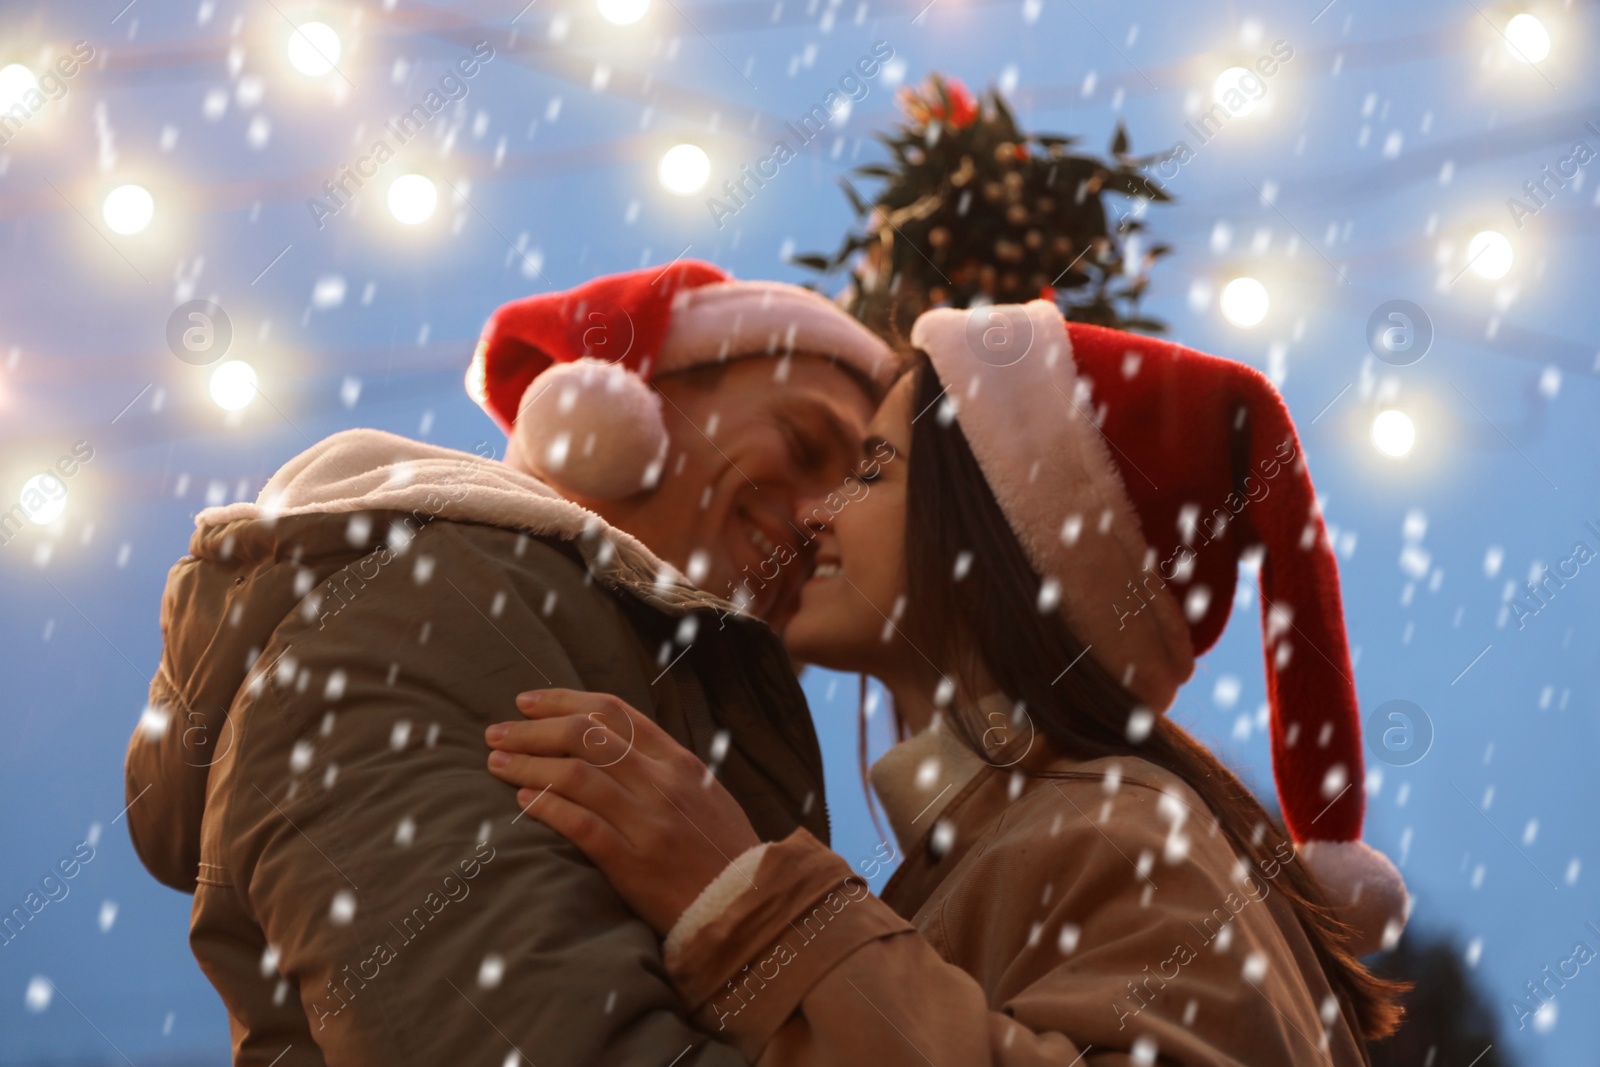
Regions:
[[839, 179, 872, 216]]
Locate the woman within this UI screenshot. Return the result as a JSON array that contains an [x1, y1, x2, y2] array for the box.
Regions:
[[484, 301, 1409, 1064]]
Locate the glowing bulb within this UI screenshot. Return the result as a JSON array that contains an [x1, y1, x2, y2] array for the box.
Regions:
[[102, 184, 154, 235], [1212, 66, 1263, 117], [1371, 409, 1415, 458], [1504, 14, 1550, 63], [598, 0, 650, 24], [210, 360, 258, 411], [658, 143, 710, 196], [287, 22, 342, 77], [387, 174, 438, 224], [1219, 277, 1269, 328], [0, 64, 38, 112], [19, 473, 68, 525], [1467, 230, 1513, 279]]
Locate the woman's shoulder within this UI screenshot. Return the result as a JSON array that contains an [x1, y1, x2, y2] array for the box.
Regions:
[[976, 754, 1288, 894]]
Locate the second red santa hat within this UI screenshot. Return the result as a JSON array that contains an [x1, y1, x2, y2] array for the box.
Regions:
[[911, 300, 1407, 955], [467, 260, 896, 498]]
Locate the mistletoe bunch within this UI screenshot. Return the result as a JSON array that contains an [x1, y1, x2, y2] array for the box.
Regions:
[[797, 74, 1174, 337]]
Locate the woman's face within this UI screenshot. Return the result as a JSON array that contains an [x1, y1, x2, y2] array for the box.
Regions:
[[783, 372, 916, 676]]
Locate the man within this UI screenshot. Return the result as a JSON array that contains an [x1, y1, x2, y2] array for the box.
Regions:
[[124, 261, 894, 1066]]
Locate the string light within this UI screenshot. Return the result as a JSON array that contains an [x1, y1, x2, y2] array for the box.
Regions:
[[1467, 230, 1513, 279], [287, 22, 342, 77], [19, 473, 68, 525], [1371, 409, 1416, 458], [102, 184, 155, 235], [387, 174, 438, 225], [209, 360, 258, 411], [1504, 14, 1551, 63], [1219, 277, 1269, 328], [658, 144, 710, 195], [1212, 67, 1264, 118], [0, 64, 37, 112], [598, 0, 651, 25]]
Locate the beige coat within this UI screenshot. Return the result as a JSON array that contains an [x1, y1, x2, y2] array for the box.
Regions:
[[664, 714, 1369, 1066]]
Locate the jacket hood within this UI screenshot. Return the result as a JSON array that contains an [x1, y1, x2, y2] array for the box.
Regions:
[[197, 428, 691, 596]]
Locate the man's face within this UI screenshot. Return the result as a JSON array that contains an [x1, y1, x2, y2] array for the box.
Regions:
[[577, 354, 877, 632]]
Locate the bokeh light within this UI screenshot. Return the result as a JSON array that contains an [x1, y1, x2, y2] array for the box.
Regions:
[[0, 63, 38, 112], [387, 174, 439, 225], [598, 0, 651, 24], [209, 360, 258, 411], [287, 22, 342, 77], [1504, 13, 1551, 63], [1212, 67, 1263, 117], [19, 473, 67, 525], [102, 184, 155, 235], [1468, 230, 1514, 279], [1371, 409, 1416, 458], [1219, 276, 1269, 327], [658, 144, 711, 196]]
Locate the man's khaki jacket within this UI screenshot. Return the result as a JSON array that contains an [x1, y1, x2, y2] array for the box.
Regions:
[[124, 429, 828, 1066]]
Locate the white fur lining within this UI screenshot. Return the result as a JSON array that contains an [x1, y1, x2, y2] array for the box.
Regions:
[[910, 303, 1195, 711], [195, 428, 687, 591], [661, 280, 897, 387], [663, 841, 770, 966]]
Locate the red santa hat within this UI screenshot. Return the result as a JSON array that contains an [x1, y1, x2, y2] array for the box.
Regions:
[[467, 260, 897, 499], [911, 300, 1406, 955]]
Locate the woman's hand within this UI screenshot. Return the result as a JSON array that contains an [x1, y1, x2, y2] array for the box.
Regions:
[[484, 688, 761, 935]]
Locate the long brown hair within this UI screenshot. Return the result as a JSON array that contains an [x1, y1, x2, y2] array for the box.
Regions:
[[897, 351, 1406, 1042]]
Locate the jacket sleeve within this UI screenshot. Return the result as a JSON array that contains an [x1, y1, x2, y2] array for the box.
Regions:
[[664, 827, 1344, 1067], [124, 554, 239, 893], [198, 524, 747, 1067]]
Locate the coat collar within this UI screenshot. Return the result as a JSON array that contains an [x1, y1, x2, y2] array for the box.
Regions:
[[868, 694, 1014, 857]]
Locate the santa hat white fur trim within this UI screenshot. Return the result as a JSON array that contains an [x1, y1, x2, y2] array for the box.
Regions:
[[659, 280, 898, 388], [1299, 839, 1409, 956], [506, 282, 893, 501], [910, 301, 1195, 711], [512, 359, 669, 500]]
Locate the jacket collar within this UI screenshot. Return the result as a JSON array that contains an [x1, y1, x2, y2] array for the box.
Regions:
[[868, 694, 1012, 856]]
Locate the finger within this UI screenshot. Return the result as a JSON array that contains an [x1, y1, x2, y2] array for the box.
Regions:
[[488, 751, 634, 819], [516, 787, 624, 863], [486, 714, 630, 765], [518, 688, 684, 762]]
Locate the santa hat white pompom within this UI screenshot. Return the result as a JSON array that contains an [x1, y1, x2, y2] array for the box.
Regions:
[[1298, 839, 1410, 956], [513, 358, 668, 500]]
